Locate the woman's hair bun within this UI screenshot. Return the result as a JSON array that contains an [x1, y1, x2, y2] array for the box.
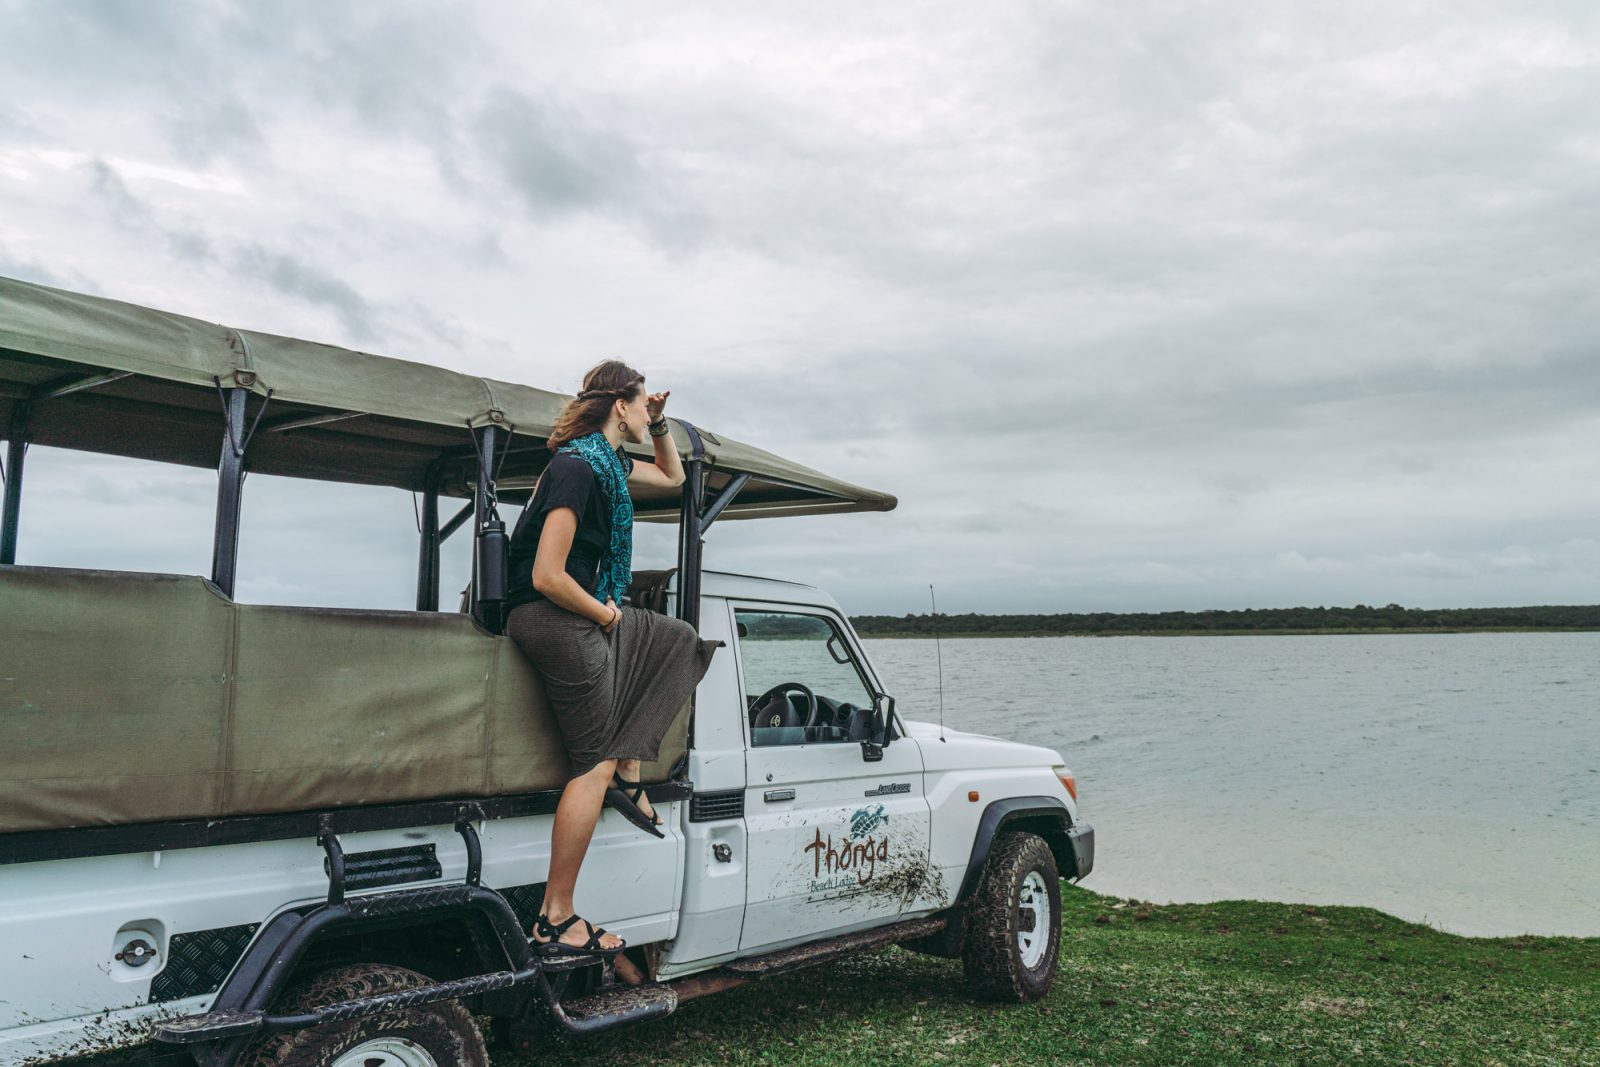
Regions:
[[547, 360, 646, 453]]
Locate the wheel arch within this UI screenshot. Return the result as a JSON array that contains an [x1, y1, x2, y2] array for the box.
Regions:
[[956, 796, 1078, 902], [193, 887, 533, 1067], [228, 903, 515, 1007], [290, 911, 510, 991]]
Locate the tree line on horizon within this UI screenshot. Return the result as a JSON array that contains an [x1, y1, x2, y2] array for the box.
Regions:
[[848, 603, 1600, 635]]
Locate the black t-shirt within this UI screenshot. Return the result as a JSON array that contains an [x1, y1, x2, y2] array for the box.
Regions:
[[505, 449, 634, 612]]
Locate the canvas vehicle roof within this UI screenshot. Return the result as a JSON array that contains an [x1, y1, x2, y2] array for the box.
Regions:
[[0, 275, 896, 521]]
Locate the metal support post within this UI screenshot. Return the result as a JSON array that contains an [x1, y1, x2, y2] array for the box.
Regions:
[[416, 465, 441, 611], [439, 500, 474, 542], [1, 403, 28, 565], [701, 472, 750, 529], [471, 424, 507, 632], [675, 457, 704, 630], [211, 388, 248, 597]]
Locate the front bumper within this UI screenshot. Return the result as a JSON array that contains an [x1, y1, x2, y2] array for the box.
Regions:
[[1067, 820, 1095, 880]]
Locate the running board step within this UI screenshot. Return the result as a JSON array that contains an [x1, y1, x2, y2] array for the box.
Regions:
[[536, 916, 947, 1038], [537, 951, 606, 973], [722, 915, 947, 979], [556, 984, 679, 1032]]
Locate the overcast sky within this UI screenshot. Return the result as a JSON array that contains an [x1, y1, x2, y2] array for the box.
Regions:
[[2, 1, 1597, 616]]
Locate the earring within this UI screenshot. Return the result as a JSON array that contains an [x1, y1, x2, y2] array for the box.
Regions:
[[619, 420, 629, 434]]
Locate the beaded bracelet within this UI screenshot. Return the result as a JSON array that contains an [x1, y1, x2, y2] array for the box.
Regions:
[[648, 418, 670, 437]]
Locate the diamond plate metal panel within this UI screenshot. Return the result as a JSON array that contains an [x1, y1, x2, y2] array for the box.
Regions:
[[497, 882, 545, 932], [149, 923, 260, 1003]]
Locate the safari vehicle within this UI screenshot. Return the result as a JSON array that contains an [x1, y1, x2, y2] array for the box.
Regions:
[[0, 276, 1094, 1067]]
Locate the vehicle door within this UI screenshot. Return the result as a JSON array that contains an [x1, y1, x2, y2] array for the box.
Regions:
[[732, 602, 929, 954]]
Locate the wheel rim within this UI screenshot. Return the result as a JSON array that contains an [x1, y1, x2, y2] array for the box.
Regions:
[[330, 1036, 440, 1067], [1017, 870, 1050, 969]]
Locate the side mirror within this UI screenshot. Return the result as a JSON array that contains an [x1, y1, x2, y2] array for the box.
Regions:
[[861, 693, 895, 762]]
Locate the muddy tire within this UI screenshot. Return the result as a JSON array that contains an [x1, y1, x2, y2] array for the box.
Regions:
[[238, 963, 489, 1067], [961, 831, 1061, 1002]]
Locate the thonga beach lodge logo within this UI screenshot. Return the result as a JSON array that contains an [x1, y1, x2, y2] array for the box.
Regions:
[[804, 805, 890, 890]]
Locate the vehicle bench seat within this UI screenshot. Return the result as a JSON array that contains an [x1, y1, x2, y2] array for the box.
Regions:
[[0, 565, 687, 834]]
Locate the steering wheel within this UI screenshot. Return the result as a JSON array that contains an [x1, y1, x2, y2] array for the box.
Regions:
[[749, 682, 819, 730]]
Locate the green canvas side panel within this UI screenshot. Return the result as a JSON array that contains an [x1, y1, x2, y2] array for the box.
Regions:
[[483, 637, 572, 794], [227, 606, 495, 814], [1, 566, 684, 834], [0, 567, 230, 832], [477, 634, 684, 792]]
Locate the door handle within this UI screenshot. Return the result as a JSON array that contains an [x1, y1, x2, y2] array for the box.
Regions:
[[763, 788, 796, 802]]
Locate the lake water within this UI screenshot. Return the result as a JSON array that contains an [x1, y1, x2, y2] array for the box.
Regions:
[[860, 632, 1600, 937]]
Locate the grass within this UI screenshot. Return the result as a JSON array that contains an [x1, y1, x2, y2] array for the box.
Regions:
[[495, 885, 1600, 1067]]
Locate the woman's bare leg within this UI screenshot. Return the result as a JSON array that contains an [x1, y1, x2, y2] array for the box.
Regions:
[[615, 757, 657, 822], [540, 757, 623, 951]]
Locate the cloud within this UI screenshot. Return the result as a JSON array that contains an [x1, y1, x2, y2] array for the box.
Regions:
[[167, 94, 264, 166], [1374, 551, 1478, 581], [85, 158, 146, 222], [1490, 545, 1541, 571], [473, 88, 648, 219], [68, 155, 374, 338], [1273, 552, 1351, 576], [235, 245, 375, 341], [1490, 539, 1600, 574], [0, 100, 31, 139], [0, 240, 63, 287], [2, 0, 1598, 613], [462, 85, 713, 253]]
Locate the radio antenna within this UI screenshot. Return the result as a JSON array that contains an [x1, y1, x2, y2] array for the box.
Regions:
[[930, 584, 946, 742]]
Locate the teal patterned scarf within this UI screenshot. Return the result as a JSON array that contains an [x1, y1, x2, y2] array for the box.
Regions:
[[557, 430, 633, 605]]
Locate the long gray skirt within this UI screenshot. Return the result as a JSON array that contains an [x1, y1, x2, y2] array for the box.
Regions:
[[505, 598, 724, 781]]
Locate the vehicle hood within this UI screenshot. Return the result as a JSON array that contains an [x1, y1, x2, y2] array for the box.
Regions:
[[900, 719, 1065, 773]]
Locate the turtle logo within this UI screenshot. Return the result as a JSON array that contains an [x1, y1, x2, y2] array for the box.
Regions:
[[849, 804, 887, 840]]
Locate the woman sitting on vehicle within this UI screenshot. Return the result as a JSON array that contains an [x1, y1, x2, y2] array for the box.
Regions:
[[503, 360, 723, 958]]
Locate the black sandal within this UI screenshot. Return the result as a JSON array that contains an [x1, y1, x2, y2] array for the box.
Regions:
[[606, 773, 666, 838], [531, 911, 625, 958]]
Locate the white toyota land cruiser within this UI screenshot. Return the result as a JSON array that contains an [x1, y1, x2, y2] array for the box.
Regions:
[[0, 276, 1094, 1067]]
